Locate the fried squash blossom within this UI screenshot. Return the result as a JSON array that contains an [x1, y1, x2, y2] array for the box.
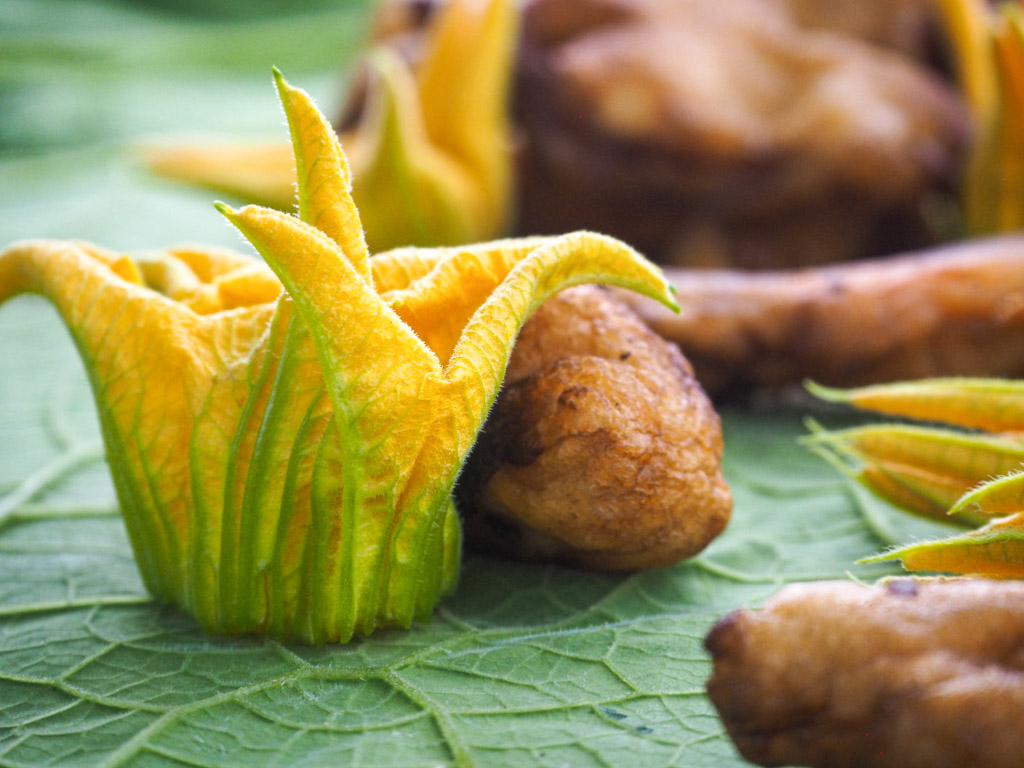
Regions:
[[0, 73, 678, 644]]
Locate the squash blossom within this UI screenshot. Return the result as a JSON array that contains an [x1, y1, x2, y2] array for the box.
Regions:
[[807, 378, 1024, 579], [143, 0, 516, 254], [938, 0, 1024, 234], [0, 71, 678, 643]]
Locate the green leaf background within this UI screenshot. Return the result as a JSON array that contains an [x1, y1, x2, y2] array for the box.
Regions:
[[0, 2, 956, 766]]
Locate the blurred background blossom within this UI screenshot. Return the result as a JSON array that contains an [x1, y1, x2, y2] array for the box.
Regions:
[[0, 0, 374, 248]]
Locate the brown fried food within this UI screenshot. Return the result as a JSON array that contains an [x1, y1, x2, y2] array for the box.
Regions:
[[616, 235, 1024, 396], [516, 0, 967, 268], [458, 285, 732, 570], [705, 578, 1024, 768], [779, 0, 939, 58]]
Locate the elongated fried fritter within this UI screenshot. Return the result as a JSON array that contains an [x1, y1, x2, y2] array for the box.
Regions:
[[459, 285, 731, 570], [618, 236, 1024, 396], [705, 579, 1024, 768]]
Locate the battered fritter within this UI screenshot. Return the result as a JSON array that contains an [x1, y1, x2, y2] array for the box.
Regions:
[[460, 285, 732, 570], [618, 236, 1024, 396], [705, 578, 1024, 768]]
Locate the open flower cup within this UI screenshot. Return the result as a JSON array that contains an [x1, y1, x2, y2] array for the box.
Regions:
[[0, 72, 677, 644]]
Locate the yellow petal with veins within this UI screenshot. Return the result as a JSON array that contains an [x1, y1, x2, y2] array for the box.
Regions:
[[273, 68, 371, 284], [349, 49, 481, 252], [415, 0, 517, 239], [0, 239, 277, 619]]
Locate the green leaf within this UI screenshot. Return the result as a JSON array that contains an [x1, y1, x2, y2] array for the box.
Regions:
[[0, 2, 957, 764]]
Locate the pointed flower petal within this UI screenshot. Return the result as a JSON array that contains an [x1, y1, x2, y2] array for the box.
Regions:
[[862, 512, 1024, 578], [415, 0, 517, 238], [141, 141, 298, 211], [951, 470, 1024, 519], [350, 48, 478, 251], [810, 375, 1024, 578], [274, 69, 372, 284], [939, 0, 1024, 233], [808, 378, 1024, 432]]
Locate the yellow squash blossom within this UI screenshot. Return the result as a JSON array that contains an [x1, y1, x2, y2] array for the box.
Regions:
[[144, 0, 516, 254], [0, 72, 677, 643], [939, 0, 1024, 234], [808, 378, 1024, 579]]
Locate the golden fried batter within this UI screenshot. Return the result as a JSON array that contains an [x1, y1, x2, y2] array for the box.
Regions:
[[780, 0, 939, 57], [516, 0, 966, 268], [617, 235, 1024, 396], [705, 579, 1024, 768], [458, 285, 731, 570]]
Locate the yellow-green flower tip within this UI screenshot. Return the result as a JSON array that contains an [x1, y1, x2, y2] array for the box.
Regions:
[[858, 512, 1024, 578]]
